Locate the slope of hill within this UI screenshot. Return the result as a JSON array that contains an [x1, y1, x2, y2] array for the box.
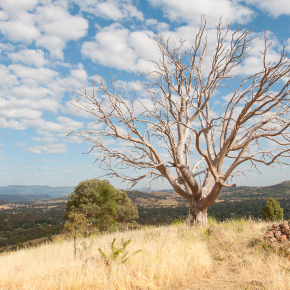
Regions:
[[1, 220, 290, 289], [0, 194, 54, 202]]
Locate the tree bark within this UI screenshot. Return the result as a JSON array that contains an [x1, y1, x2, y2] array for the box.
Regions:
[[187, 197, 208, 227], [74, 235, 77, 259]]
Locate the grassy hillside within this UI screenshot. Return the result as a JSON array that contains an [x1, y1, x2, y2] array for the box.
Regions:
[[1, 219, 290, 289]]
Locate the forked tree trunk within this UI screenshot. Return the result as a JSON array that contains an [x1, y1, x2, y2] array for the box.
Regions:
[[187, 198, 208, 227]]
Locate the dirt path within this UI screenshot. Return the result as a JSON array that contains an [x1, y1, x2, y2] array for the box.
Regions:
[[184, 267, 266, 290]]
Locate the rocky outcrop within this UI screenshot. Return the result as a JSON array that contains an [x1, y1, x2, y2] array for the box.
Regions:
[[264, 222, 290, 243]]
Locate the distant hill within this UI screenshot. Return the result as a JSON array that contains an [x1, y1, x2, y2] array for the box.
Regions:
[[0, 185, 74, 202], [0, 194, 54, 202], [1, 181, 290, 204]]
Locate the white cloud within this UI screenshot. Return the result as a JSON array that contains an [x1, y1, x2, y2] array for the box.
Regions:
[[35, 5, 88, 41], [0, 97, 59, 113], [0, 108, 42, 119], [38, 166, 53, 170], [35, 35, 65, 59], [62, 169, 77, 173], [26, 143, 67, 154], [242, 0, 290, 17], [57, 116, 84, 131], [0, 3, 88, 59], [22, 118, 64, 132], [73, 0, 144, 21], [70, 68, 88, 81], [0, 65, 18, 86], [0, 0, 39, 13], [0, 42, 14, 53], [0, 11, 8, 21], [81, 24, 159, 72], [0, 12, 40, 43], [8, 49, 48, 67], [8, 85, 54, 99], [0, 117, 26, 130], [148, 0, 254, 27], [97, 2, 124, 20], [22, 165, 36, 169], [31, 137, 59, 143], [8, 64, 58, 84], [145, 18, 169, 32]]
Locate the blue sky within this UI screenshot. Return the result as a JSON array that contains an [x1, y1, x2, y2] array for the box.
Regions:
[[0, 0, 289, 189]]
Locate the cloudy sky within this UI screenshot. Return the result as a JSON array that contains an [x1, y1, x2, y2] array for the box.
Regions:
[[0, 0, 289, 189]]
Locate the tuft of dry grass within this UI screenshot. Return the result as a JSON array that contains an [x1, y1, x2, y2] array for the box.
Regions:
[[1, 219, 290, 289]]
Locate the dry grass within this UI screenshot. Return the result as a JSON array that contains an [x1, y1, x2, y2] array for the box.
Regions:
[[0, 219, 290, 289]]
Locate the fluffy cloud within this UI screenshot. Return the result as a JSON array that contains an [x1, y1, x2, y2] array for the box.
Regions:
[[145, 18, 169, 32], [0, 108, 42, 119], [8, 64, 58, 84], [31, 137, 59, 143], [0, 13, 40, 43], [0, 0, 39, 13], [0, 65, 18, 86], [242, 0, 290, 17], [81, 24, 159, 71], [8, 49, 48, 67], [22, 118, 65, 133], [35, 5, 88, 41], [0, 3, 88, 59], [147, 0, 254, 27], [73, 0, 144, 21], [0, 117, 26, 130], [0, 97, 59, 114], [57, 116, 84, 131], [26, 143, 67, 154]]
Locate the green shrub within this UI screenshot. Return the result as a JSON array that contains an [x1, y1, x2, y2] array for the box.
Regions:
[[262, 198, 283, 221], [98, 238, 141, 267]]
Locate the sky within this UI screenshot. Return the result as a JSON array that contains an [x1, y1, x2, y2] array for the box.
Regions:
[[0, 0, 290, 190]]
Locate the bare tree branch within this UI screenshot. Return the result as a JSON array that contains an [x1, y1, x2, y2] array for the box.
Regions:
[[69, 19, 290, 226]]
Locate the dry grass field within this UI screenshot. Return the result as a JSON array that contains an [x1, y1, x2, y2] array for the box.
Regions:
[[0, 219, 290, 290]]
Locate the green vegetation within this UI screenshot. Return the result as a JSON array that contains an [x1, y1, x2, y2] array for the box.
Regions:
[[1, 180, 290, 251], [0, 201, 65, 250], [98, 238, 141, 267], [262, 198, 284, 221], [64, 179, 138, 233], [64, 212, 88, 258]]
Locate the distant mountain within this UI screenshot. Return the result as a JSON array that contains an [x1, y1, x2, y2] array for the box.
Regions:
[[0, 194, 54, 202], [0, 185, 74, 198]]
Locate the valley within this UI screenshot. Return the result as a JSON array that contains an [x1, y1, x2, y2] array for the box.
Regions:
[[1, 181, 290, 250]]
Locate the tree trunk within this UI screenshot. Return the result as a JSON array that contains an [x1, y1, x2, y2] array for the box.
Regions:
[[74, 235, 77, 259], [187, 198, 208, 227]]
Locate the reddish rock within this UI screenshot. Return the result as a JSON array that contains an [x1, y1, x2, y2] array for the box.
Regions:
[[266, 231, 274, 238], [280, 235, 287, 242], [279, 223, 288, 228], [282, 227, 288, 233], [286, 229, 290, 235], [269, 237, 277, 242]]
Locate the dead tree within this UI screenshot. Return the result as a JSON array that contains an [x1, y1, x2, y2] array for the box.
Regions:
[[69, 20, 290, 226]]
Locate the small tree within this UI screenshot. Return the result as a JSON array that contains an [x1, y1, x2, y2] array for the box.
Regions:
[[262, 198, 283, 221], [64, 212, 88, 258], [64, 179, 138, 232]]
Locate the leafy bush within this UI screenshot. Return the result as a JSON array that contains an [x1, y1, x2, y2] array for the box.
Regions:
[[64, 179, 138, 233], [262, 198, 283, 221]]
